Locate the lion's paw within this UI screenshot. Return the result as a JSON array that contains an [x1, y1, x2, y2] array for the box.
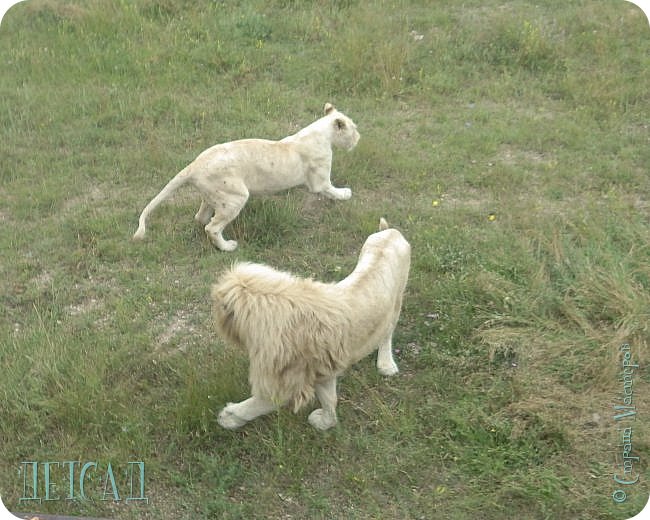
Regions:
[[308, 409, 337, 431], [377, 361, 399, 377], [218, 239, 238, 252], [337, 187, 352, 200], [209, 235, 238, 252], [218, 404, 248, 430]]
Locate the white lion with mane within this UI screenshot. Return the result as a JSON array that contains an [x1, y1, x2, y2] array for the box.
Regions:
[[133, 103, 359, 251], [211, 219, 411, 430]]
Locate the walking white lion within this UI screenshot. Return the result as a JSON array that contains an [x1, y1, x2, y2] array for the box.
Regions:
[[211, 219, 411, 430], [133, 103, 360, 251]]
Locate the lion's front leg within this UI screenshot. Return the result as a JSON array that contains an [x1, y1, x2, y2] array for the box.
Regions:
[[308, 378, 338, 430], [306, 169, 352, 201], [322, 184, 352, 201], [218, 396, 277, 430]]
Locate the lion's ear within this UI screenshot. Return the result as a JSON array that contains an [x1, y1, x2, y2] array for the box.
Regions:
[[334, 118, 346, 130], [324, 103, 335, 115]]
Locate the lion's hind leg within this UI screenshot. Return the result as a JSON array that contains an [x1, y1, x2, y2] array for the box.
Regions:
[[376, 334, 399, 376], [218, 396, 277, 430], [201, 179, 249, 252], [194, 199, 214, 226], [308, 378, 338, 430]]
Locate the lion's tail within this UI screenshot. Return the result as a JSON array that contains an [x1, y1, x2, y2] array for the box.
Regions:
[[212, 262, 350, 412], [133, 166, 192, 240]]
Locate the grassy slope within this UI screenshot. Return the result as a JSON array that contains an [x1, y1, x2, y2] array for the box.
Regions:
[[0, 0, 648, 518]]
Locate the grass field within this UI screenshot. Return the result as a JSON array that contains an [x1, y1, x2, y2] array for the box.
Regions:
[[0, 1, 649, 518]]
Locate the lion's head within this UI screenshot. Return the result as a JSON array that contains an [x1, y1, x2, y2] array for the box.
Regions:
[[324, 103, 360, 151]]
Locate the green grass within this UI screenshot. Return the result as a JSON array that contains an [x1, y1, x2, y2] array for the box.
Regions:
[[1, 0, 649, 518]]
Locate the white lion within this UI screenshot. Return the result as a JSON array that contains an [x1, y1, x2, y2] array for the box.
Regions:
[[133, 104, 360, 251], [211, 219, 411, 431]]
